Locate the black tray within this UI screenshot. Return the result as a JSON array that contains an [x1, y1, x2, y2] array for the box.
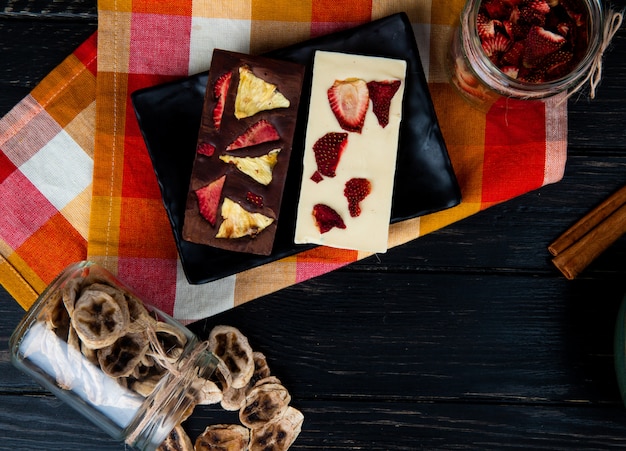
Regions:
[[132, 13, 461, 284]]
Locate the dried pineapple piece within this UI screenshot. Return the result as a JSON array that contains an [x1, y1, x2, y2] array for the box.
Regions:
[[235, 66, 290, 119], [219, 148, 280, 186], [216, 198, 274, 240]]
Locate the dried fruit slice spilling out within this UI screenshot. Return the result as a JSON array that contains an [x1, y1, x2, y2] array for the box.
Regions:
[[208, 325, 255, 389], [196, 175, 226, 227], [159, 425, 194, 451], [216, 198, 274, 239], [312, 204, 346, 234], [213, 71, 232, 130], [311, 132, 348, 182], [475, 0, 590, 83], [220, 149, 280, 186], [235, 66, 290, 119], [249, 406, 304, 451], [344, 178, 372, 217], [226, 119, 280, 151], [195, 424, 249, 451], [327, 78, 369, 133], [367, 80, 401, 128]]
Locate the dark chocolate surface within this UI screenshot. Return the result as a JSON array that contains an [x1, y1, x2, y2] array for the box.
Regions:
[[132, 13, 461, 284], [182, 50, 305, 255]]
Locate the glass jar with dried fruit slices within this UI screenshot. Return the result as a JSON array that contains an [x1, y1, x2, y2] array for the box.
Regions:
[[9, 261, 219, 451], [449, 0, 604, 109]]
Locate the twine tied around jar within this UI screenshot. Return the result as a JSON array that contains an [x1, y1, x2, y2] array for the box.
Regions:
[[125, 322, 214, 448], [560, 9, 624, 104]]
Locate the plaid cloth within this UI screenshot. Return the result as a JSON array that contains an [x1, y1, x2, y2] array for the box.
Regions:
[[0, 0, 567, 322]]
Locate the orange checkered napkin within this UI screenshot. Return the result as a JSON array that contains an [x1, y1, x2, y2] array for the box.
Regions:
[[0, 0, 567, 321]]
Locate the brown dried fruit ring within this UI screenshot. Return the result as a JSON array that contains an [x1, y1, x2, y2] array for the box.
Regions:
[[71, 287, 130, 349], [239, 381, 291, 429], [208, 325, 255, 389], [194, 424, 250, 451], [249, 406, 304, 451], [220, 351, 274, 411], [156, 424, 194, 451], [146, 321, 188, 364], [97, 330, 149, 378]]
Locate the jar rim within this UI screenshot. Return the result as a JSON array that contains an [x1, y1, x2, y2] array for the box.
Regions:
[[461, 0, 605, 99]]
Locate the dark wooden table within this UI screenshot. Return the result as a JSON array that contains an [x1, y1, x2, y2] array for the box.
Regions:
[[2, 1, 626, 449]]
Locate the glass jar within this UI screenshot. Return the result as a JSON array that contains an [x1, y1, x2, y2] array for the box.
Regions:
[[10, 261, 218, 451], [448, 0, 604, 110]]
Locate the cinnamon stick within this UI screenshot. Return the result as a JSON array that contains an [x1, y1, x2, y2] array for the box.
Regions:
[[548, 183, 626, 256], [550, 185, 626, 279]]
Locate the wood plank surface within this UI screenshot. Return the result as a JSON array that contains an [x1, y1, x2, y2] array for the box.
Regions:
[[1, 1, 626, 450]]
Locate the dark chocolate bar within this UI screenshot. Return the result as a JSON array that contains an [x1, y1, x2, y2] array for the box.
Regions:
[[182, 50, 305, 255]]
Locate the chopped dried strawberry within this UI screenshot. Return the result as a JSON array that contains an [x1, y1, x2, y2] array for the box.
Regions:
[[476, 0, 589, 84], [344, 178, 372, 217], [518, 68, 545, 83], [366, 80, 401, 128], [501, 65, 520, 79], [560, 0, 586, 26], [226, 119, 280, 151], [327, 78, 369, 133], [310, 171, 324, 183], [542, 49, 574, 79], [312, 204, 346, 234], [518, 0, 550, 26], [501, 41, 524, 66], [213, 71, 232, 131], [482, 0, 512, 20], [312, 132, 348, 179], [196, 175, 226, 227], [477, 13, 497, 40], [523, 25, 566, 68], [197, 142, 216, 157], [481, 33, 512, 59], [246, 191, 264, 208]]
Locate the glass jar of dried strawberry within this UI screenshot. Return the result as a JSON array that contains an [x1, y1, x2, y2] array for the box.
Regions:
[[449, 0, 604, 109]]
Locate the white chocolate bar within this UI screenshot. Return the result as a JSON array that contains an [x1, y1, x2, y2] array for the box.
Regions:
[[294, 50, 406, 253]]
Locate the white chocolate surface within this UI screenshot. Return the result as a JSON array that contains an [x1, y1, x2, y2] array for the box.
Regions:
[[294, 51, 406, 253]]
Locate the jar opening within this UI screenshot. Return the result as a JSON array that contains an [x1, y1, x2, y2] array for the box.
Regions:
[[459, 0, 604, 100]]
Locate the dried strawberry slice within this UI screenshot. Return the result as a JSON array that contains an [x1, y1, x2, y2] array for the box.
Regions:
[[522, 25, 566, 68], [482, 0, 513, 20], [196, 175, 226, 226], [197, 142, 216, 157], [327, 78, 369, 133], [518, 0, 550, 26], [312, 204, 346, 234], [366, 80, 401, 128], [481, 33, 512, 60], [344, 178, 372, 217], [246, 191, 264, 208], [543, 49, 574, 79], [312, 132, 348, 180], [501, 40, 524, 66], [226, 119, 280, 151], [213, 71, 232, 130], [477, 12, 497, 40]]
